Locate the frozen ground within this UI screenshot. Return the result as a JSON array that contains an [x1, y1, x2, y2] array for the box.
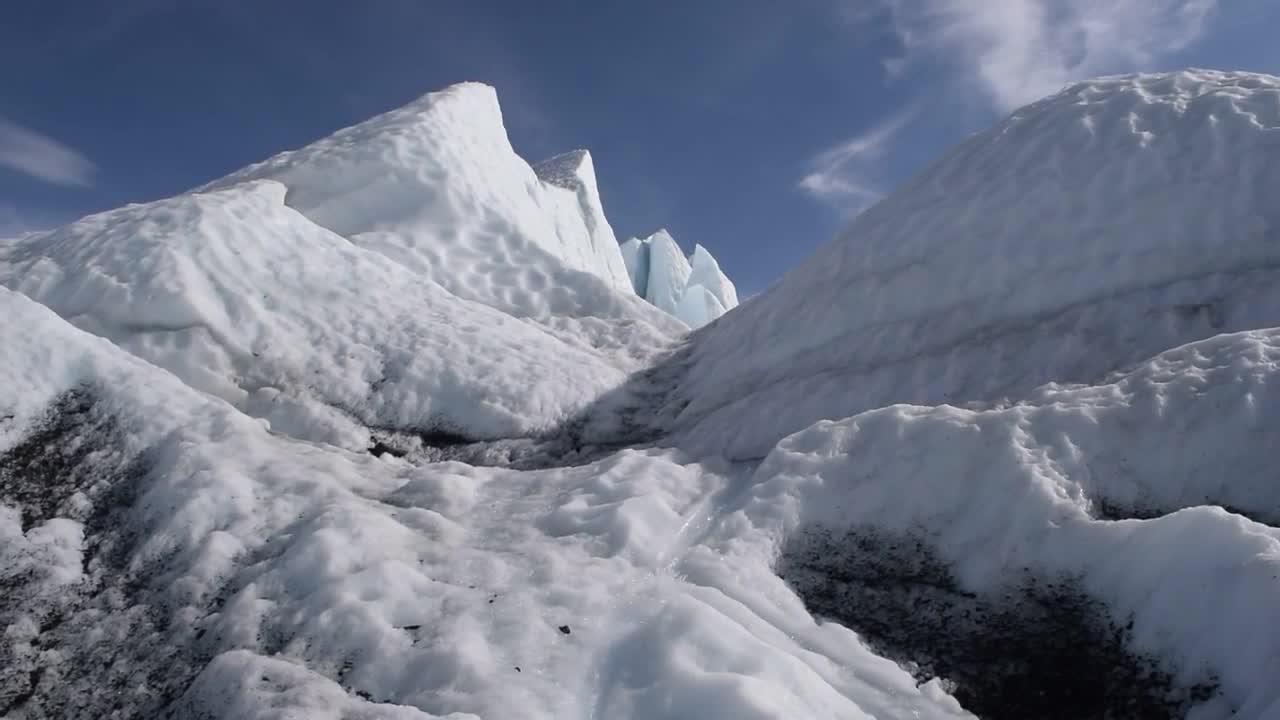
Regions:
[[4, 71, 1280, 719]]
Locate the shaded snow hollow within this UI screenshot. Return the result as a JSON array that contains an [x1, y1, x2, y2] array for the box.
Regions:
[[3, 71, 1280, 720]]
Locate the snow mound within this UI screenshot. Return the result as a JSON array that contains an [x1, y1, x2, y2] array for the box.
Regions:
[[0, 287, 968, 719], [0, 180, 640, 448], [620, 230, 740, 328], [670, 70, 1280, 458], [203, 83, 674, 348], [748, 327, 1280, 716]]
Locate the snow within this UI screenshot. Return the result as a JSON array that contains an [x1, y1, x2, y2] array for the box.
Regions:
[[619, 230, 740, 328], [669, 70, 1280, 459], [0, 83, 685, 447], [0, 180, 650, 449], [5, 70, 1280, 719], [0, 288, 964, 719], [745, 327, 1280, 715], [202, 83, 673, 350]]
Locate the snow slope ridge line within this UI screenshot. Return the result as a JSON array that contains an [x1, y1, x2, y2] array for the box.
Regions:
[[669, 69, 1280, 460]]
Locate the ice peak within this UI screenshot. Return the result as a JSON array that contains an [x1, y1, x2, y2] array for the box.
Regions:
[[619, 230, 739, 328]]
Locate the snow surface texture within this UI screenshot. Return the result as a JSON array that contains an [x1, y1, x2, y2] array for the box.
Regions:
[[669, 70, 1280, 460], [5, 71, 1280, 719], [619, 230, 739, 328]]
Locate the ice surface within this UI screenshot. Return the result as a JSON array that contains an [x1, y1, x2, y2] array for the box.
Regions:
[[669, 70, 1280, 459], [640, 230, 692, 316], [687, 243, 739, 310], [618, 237, 650, 298], [619, 230, 740, 328]]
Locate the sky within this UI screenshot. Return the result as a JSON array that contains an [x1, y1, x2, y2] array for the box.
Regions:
[[2, 1, 1278, 294]]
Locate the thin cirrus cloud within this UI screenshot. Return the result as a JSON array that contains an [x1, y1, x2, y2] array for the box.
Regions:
[[0, 116, 96, 187], [802, 0, 1218, 212], [878, 0, 1219, 111], [798, 105, 917, 215]]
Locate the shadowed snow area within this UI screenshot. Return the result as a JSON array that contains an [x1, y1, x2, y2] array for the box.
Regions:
[[3, 71, 1280, 719]]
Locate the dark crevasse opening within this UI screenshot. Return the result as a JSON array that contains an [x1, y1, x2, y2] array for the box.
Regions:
[[777, 527, 1220, 720]]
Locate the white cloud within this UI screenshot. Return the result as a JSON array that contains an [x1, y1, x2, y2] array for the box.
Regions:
[[872, 0, 1218, 109], [799, 106, 917, 214], [0, 116, 96, 187]]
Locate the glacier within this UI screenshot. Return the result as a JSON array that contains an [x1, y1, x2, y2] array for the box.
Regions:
[[619, 229, 740, 328], [3, 69, 1280, 720]]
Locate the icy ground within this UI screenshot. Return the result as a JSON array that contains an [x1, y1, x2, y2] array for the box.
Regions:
[[4, 71, 1280, 719]]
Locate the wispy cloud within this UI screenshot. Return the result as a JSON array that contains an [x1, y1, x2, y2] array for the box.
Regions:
[[799, 105, 917, 214], [870, 0, 1219, 110], [0, 117, 96, 187]]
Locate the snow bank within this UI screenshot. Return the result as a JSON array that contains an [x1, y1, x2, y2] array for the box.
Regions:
[[671, 70, 1280, 458], [733, 327, 1280, 716], [0, 181, 637, 447], [620, 230, 740, 328]]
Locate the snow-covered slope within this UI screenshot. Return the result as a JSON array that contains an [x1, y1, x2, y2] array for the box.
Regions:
[[620, 230, 739, 328], [758, 327, 1280, 717], [669, 70, 1280, 459], [0, 287, 968, 719], [0, 84, 683, 449]]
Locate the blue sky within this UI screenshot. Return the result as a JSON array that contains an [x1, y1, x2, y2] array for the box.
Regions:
[[2, 1, 1277, 294]]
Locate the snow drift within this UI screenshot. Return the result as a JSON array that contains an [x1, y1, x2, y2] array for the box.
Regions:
[[620, 229, 739, 328]]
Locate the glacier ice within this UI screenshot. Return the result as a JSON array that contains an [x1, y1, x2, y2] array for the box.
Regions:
[[5, 70, 1280, 720], [619, 229, 740, 328]]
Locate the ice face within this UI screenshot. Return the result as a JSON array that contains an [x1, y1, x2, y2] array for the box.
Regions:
[[619, 231, 740, 328]]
